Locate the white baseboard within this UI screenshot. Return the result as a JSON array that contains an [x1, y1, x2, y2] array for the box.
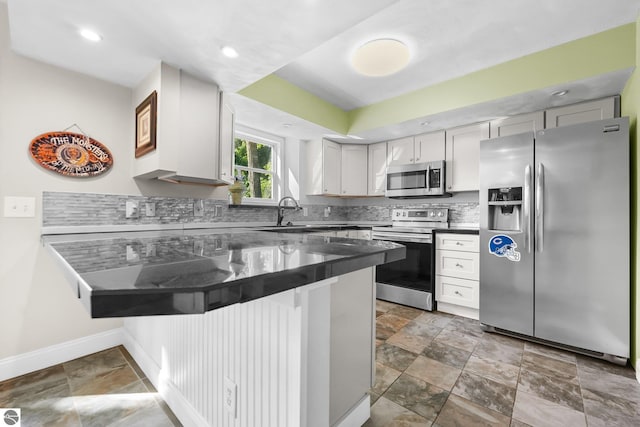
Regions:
[[122, 328, 209, 427], [335, 394, 370, 427], [0, 328, 124, 382]]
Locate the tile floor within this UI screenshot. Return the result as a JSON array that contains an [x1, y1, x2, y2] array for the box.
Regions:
[[366, 299, 640, 427], [0, 346, 180, 427], [1, 302, 639, 426]]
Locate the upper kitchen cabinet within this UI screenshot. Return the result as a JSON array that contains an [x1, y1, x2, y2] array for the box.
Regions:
[[368, 141, 387, 196], [306, 140, 368, 196], [306, 139, 341, 195], [388, 132, 445, 166], [387, 136, 414, 165], [445, 122, 489, 192], [414, 130, 446, 162], [489, 111, 544, 138], [341, 145, 368, 196], [218, 92, 235, 185], [545, 96, 619, 128], [133, 63, 232, 185]]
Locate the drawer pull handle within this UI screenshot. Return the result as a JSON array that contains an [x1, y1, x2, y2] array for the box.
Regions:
[[454, 290, 463, 296], [455, 263, 463, 268], [456, 242, 463, 246]]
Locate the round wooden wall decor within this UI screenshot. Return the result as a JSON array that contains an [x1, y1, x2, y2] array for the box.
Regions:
[[29, 131, 113, 177]]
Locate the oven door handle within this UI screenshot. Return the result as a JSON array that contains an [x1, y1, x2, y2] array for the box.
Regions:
[[372, 233, 431, 244]]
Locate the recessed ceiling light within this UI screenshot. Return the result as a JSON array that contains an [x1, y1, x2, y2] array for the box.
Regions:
[[283, 123, 293, 128], [351, 39, 410, 77], [79, 28, 102, 42], [420, 121, 430, 126], [221, 46, 239, 58], [552, 90, 569, 97]]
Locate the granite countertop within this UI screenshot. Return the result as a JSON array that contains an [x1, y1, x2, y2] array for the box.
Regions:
[[44, 228, 405, 318]]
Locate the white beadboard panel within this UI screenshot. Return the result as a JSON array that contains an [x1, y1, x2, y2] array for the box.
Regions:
[[124, 278, 338, 427]]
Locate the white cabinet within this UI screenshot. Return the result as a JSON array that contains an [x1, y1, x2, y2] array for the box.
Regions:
[[368, 141, 388, 196], [312, 229, 372, 239], [133, 62, 231, 185], [489, 111, 544, 138], [348, 229, 372, 240], [387, 131, 445, 166], [306, 139, 341, 195], [435, 233, 480, 319], [324, 140, 342, 195], [387, 136, 415, 166], [445, 122, 489, 192], [341, 145, 368, 196], [414, 130, 446, 163], [218, 92, 235, 184], [545, 96, 619, 128], [306, 140, 367, 196]]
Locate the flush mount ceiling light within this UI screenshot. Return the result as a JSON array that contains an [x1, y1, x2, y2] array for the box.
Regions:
[[79, 28, 102, 42], [552, 89, 569, 97], [221, 46, 239, 58], [351, 38, 410, 77]]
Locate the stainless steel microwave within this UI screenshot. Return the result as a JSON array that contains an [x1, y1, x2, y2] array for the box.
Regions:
[[385, 160, 449, 198]]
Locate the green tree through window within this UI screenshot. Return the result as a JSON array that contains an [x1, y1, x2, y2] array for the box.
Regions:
[[234, 137, 274, 200]]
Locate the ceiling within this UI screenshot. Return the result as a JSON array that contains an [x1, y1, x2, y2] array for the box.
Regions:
[[5, 0, 640, 143]]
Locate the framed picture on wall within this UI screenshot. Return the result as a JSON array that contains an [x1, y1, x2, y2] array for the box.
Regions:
[[135, 91, 157, 158]]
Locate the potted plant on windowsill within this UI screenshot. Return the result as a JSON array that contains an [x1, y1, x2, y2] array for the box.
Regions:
[[229, 175, 246, 205]]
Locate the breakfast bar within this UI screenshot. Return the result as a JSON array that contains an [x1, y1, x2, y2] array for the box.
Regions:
[[43, 228, 404, 427]]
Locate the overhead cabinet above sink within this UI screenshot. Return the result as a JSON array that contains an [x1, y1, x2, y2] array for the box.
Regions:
[[133, 62, 234, 185]]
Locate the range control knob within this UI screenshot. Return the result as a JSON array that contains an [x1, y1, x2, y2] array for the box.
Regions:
[[429, 211, 435, 217], [437, 211, 444, 217]]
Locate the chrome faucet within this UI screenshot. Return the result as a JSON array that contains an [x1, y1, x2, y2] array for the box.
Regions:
[[277, 196, 301, 226]]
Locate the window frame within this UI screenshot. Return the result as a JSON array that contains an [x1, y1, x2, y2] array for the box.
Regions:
[[233, 125, 282, 205]]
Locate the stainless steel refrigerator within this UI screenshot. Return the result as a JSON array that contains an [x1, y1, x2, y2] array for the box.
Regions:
[[479, 117, 629, 361]]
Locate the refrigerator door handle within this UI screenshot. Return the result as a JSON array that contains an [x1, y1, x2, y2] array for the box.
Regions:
[[524, 164, 532, 253], [536, 163, 544, 252]]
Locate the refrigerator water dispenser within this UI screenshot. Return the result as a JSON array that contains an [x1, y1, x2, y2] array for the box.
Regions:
[[488, 187, 522, 231]]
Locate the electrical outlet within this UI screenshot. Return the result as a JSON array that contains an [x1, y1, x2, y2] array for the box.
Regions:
[[126, 245, 139, 262], [324, 206, 331, 217], [194, 200, 204, 217], [4, 196, 35, 218], [302, 207, 308, 217], [145, 202, 156, 217], [125, 201, 139, 218], [224, 377, 237, 418], [214, 204, 223, 217]]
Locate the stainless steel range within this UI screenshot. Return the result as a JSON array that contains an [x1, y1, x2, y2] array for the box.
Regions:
[[372, 208, 448, 311]]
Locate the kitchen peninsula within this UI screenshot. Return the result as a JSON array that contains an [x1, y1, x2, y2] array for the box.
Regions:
[[44, 228, 404, 427]]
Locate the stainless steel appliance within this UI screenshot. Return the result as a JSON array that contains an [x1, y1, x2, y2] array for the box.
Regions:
[[385, 161, 449, 198], [372, 208, 448, 310], [479, 117, 629, 362]]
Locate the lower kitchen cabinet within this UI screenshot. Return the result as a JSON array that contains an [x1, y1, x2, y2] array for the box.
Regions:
[[435, 232, 480, 319]]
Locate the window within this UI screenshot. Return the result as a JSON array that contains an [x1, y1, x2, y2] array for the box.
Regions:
[[234, 126, 282, 204]]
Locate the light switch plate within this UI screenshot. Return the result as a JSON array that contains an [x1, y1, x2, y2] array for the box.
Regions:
[[145, 202, 156, 217], [4, 196, 36, 218]]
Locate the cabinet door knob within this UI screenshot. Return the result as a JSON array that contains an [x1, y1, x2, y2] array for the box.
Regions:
[[454, 290, 463, 296], [409, 158, 413, 162], [416, 157, 420, 161]]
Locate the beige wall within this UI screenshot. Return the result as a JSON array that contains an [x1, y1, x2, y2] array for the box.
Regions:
[[0, 3, 228, 360]]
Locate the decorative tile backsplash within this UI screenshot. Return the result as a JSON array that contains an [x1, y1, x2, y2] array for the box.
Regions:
[[42, 192, 478, 228]]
